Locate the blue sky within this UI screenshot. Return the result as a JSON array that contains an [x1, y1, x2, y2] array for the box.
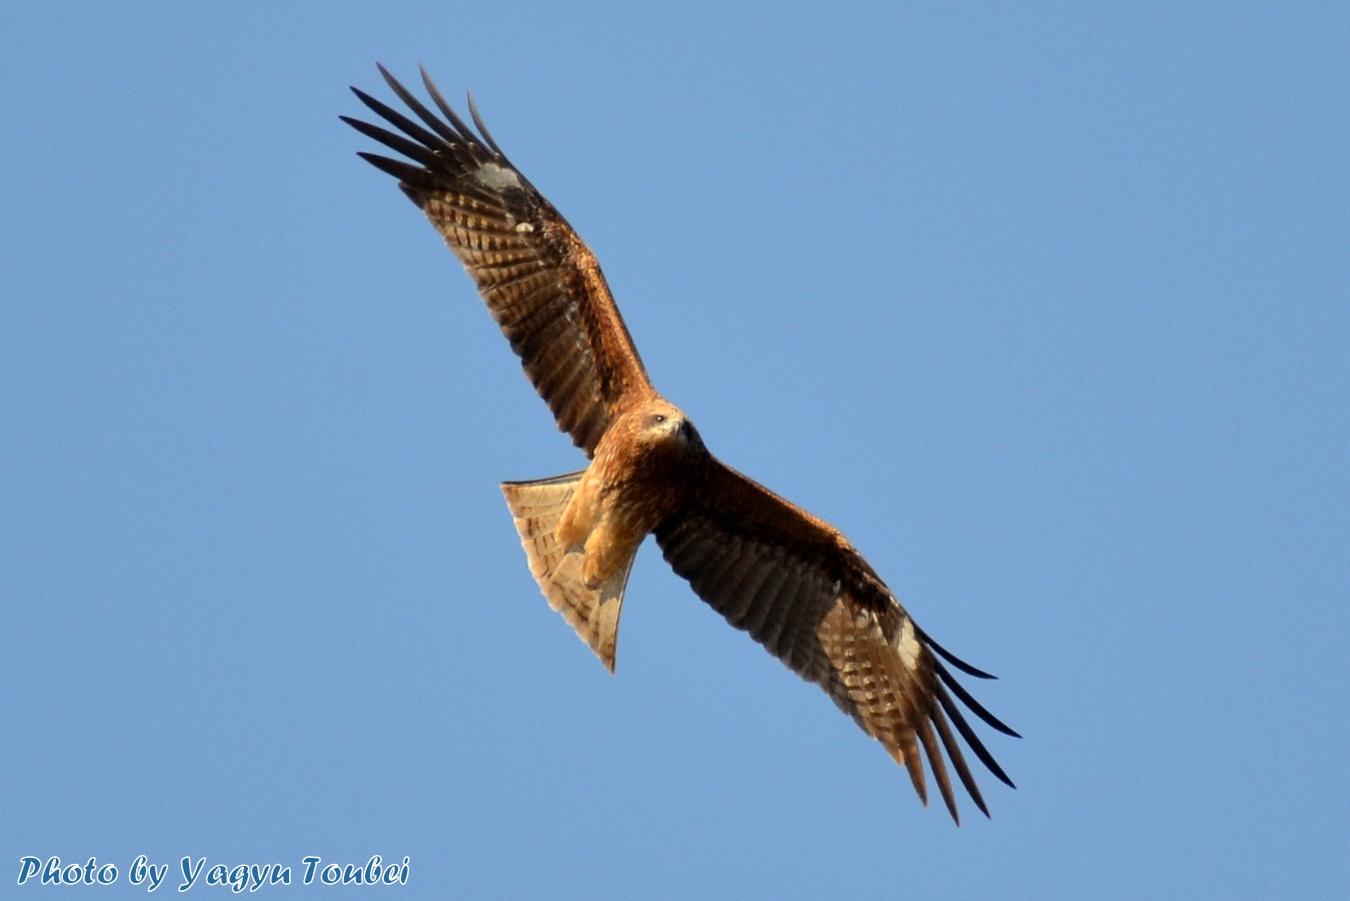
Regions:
[[3, 2, 1347, 898]]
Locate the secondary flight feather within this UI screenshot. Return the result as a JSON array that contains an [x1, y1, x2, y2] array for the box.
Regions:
[[344, 64, 1018, 823]]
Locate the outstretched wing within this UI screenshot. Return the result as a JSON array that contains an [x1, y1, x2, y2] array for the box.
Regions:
[[343, 65, 653, 456], [655, 459, 1018, 823]]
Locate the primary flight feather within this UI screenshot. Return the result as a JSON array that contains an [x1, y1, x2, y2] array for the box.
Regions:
[[344, 65, 1018, 823]]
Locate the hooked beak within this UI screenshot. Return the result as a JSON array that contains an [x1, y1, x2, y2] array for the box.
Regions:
[[678, 418, 702, 447]]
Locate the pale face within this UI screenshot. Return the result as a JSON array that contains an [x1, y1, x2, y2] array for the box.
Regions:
[[636, 402, 703, 453]]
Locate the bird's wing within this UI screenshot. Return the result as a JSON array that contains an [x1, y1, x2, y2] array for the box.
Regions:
[[655, 458, 1018, 823], [344, 66, 654, 456]]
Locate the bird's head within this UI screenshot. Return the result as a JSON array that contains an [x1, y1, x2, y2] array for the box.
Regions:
[[636, 400, 703, 453]]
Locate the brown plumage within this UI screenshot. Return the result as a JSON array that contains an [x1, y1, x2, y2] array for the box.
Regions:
[[344, 65, 1018, 823]]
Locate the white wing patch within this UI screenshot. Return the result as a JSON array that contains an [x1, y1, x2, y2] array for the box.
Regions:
[[472, 161, 524, 191], [896, 616, 922, 672]]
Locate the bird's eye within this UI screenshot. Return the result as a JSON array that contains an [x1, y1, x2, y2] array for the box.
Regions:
[[652, 414, 666, 425]]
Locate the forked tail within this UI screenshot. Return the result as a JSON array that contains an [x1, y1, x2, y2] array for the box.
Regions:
[[500, 471, 632, 672]]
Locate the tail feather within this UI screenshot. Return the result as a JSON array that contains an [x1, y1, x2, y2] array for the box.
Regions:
[[500, 472, 631, 672]]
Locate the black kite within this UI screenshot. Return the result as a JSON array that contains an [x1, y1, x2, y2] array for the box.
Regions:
[[344, 66, 1017, 823]]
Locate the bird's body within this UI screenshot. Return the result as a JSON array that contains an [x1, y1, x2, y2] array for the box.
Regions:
[[559, 400, 699, 590], [345, 66, 1017, 823]]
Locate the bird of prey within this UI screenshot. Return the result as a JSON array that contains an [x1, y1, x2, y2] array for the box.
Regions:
[[344, 65, 1017, 823]]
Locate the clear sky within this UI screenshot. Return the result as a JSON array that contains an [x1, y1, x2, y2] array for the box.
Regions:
[[3, 3, 1347, 898]]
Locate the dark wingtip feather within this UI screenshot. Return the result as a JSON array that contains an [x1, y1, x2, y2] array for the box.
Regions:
[[374, 65, 462, 147], [467, 89, 507, 158], [348, 85, 388, 119], [934, 681, 1018, 789], [419, 65, 483, 149], [341, 117, 440, 172], [895, 738, 929, 809], [345, 88, 447, 158], [932, 657, 1021, 739], [932, 703, 992, 819], [915, 624, 998, 680], [916, 718, 962, 825], [353, 152, 432, 198]]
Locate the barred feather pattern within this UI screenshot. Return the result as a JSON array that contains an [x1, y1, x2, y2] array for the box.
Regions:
[[656, 460, 1018, 823], [500, 470, 630, 671], [343, 65, 652, 456]]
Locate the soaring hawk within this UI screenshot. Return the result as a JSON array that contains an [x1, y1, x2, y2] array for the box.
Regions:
[[344, 66, 1017, 823]]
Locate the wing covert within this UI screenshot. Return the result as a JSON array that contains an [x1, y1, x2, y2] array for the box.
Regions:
[[344, 65, 653, 456]]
